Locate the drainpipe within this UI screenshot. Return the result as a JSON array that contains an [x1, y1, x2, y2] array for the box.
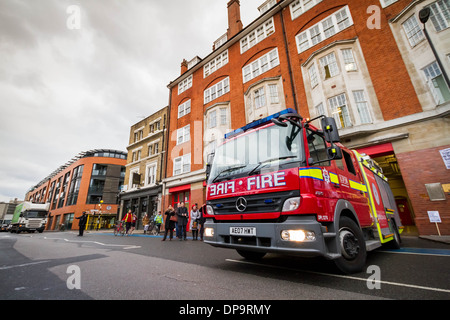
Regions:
[[279, 7, 299, 113]]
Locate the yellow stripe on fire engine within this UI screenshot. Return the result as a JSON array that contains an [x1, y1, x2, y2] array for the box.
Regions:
[[329, 172, 339, 184], [349, 180, 367, 193], [299, 168, 323, 180]]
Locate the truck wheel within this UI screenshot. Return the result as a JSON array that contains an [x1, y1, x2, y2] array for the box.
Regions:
[[334, 216, 367, 274], [236, 250, 266, 260]]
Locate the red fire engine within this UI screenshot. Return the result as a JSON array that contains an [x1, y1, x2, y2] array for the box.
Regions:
[[204, 108, 403, 274]]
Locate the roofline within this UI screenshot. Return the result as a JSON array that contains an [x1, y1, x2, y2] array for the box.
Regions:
[[167, 0, 292, 89]]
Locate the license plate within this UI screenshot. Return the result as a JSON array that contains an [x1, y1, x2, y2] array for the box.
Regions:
[[230, 227, 256, 236]]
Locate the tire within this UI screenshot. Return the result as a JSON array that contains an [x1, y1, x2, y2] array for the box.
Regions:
[[334, 216, 367, 274], [236, 250, 266, 260], [114, 228, 118, 236]]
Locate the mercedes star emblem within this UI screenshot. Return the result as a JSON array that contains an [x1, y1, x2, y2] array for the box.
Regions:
[[236, 197, 247, 212]]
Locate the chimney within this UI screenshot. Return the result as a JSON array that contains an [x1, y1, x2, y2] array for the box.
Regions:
[[227, 0, 243, 39], [180, 59, 188, 75]]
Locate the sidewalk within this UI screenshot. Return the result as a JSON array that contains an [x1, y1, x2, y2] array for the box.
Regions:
[[418, 235, 450, 244]]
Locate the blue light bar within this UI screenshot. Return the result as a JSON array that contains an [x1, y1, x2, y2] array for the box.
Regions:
[[224, 108, 296, 139]]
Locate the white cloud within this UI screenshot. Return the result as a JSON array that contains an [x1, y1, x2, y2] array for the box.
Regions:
[[0, 0, 263, 202]]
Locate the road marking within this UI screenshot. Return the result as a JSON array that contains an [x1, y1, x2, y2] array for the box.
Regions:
[[379, 248, 450, 257], [41, 236, 141, 250], [0, 260, 50, 270], [225, 259, 450, 294]]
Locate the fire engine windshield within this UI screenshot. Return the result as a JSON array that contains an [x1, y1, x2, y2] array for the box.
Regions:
[[209, 122, 303, 183]]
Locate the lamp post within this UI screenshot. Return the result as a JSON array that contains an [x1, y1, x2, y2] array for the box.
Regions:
[[419, 7, 450, 88]]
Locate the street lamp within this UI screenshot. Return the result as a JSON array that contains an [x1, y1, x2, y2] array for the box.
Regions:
[[419, 7, 450, 88]]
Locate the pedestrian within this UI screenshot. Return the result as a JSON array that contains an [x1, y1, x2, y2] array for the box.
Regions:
[[129, 213, 137, 235], [143, 214, 150, 234], [162, 205, 176, 241], [122, 210, 133, 235], [190, 204, 200, 240], [76, 211, 88, 236], [154, 211, 163, 234], [198, 204, 206, 241], [177, 202, 189, 240]]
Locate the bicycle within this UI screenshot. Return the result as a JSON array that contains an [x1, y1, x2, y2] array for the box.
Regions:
[[148, 220, 160, 236], [114, 221, 125, 236]]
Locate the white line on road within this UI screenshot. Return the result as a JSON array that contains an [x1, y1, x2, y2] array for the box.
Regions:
[[225, 259, 450, 294], [0, 260, 50, 270], [41, 236, 141, 250]]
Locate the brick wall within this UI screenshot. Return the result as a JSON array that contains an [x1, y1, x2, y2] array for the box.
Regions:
[[397, 145, 450, 235]]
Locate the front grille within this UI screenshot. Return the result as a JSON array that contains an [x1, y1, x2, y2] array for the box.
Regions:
[[208, 190, 299, 215], [27, 220, 42, 228], [222, 235, 272, 247]]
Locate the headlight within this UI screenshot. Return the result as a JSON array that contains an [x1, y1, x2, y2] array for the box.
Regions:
[[281, 230, 315, 242], [206, 205, 214, 215], [205, 227, 214, 237], [282, 197, 300, 212]]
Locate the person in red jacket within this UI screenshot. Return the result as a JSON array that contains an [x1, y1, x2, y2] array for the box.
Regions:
[[122, 210, 133, 236]]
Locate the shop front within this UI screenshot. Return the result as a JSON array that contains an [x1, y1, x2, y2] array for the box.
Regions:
[[118, 185, 162, 230]]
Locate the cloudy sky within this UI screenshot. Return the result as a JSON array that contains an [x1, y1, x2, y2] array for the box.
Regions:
[[0, 0, 263, 202]]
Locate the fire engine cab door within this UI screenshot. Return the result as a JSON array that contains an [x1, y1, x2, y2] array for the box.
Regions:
[[333, 151, 372, 227], [362, 167, 391, 241]]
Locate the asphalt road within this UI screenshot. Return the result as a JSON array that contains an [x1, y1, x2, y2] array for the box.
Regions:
[[1, 231, 449, 303]]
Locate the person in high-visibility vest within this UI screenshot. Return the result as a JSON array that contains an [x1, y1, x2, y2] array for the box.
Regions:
[[122, 210, 133, 236], [154, 211, 163, 234]]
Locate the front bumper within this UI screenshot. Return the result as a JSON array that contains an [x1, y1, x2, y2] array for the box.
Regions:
[[204, 215, 338, 259]]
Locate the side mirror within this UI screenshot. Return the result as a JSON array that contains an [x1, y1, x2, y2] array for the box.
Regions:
[[321, 117, 340, 143], [205, 153, 215, 180], [206, 163, 211, 180], [328, 144, 343, 160]]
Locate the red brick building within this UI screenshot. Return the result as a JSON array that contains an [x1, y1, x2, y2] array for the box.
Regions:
[[164, 0, 450, 235], [26, 150, 126, 231]]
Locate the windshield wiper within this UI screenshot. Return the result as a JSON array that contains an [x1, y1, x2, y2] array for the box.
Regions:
[[248, 156, 297, 176], [212, 164, 247, 183]]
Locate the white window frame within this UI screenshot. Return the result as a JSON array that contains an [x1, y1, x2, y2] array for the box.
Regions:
[[220, 108, 227, 125], [352, 90, 373, 124], [178, 100, 191, 118], [204, 50, 229, 78], [128, 167, 139, 189], [204, 77, 230, 104], [341, 48, 357, 72], [308, 63, 319, 88], [319, 52, 340, 80], [402, 15, 425, 47], [240, 17, 275, 53], [328, 93, 352, 129], [254, 87, 266, 109], [145, 163, 157, 186], [290, 0, 323, 20], [259, 0, 277, 15], [178, 75, 193, 94], [295, 6, 354, 53], [268, 84, 280, 104], [242, 48, 280, 83], [379, 0, 398, 8], [428, 0, 450, 32], [173, 154, 191, 176], [209, 110, 217, 128], [176, 125, 190, 145], [423, 61, 450, 104]]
